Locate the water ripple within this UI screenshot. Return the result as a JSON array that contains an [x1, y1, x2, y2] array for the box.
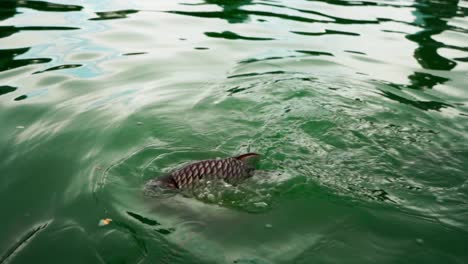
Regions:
[[291, 29, 360, 36], [89, 9, 139, 21], [204, 31, 274, 41], [0, 85, 16, 96], [32, 64, 82, 74], [0, 47, 51, 72], [1, 0, 467, 263], [0, 221, 50, 264]]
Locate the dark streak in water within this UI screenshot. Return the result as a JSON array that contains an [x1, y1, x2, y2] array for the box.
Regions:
[[167, 10, 321, 24], [258, 1, 417, 26], [291, 29, 360, 36], [257, 1, 387, 24], [453, 57, 468, 62], [14, 95, 27, 101], [382, 29, 409, 34], [295, 50, 334, 56], [122, 52, 147, 56], [155, 228, 174, 235], [173, 0, 418, 26], [0, 222, 49, 264], [0, 47, 52, 72], [264, 0, 411, 8], [227, 70, 286, 79], [406, 0, 460, 70], [226, 85, 256, 95], [0, 26, 79, 38], [179, 2, 206, 6], [194, 47, 209, 50], [170, 1, 467, 32], [227, 86, 247, 94], [127, 211, 161, 226], [382, 72, 450, 91], [4, 57, 52, 71], [0, 85, 17, 96], [9, 0, 83, 12], [89, 9, 139, 21], [204, 31, 274, 41], [408, 72, 450, 90], [239, 56, 295, 64], [380, 90, 451, 111], [238, 51, 334, 64], [32, 64, 82, 74], [345, 50, 366, 55]]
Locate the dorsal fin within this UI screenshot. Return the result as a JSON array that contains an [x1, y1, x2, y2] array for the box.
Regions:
[[235, 153, 260, 160]]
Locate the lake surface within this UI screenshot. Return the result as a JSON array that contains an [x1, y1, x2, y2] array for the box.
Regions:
[[0, 0, 467, 263]]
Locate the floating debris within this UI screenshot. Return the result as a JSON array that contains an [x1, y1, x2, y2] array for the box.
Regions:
[[99, 218, 112, 226]]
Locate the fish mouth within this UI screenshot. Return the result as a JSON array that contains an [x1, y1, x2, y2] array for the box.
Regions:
[[146, 179, 177, 190]]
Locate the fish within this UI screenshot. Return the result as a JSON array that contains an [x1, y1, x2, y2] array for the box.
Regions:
[[146, 153, 260, 190]]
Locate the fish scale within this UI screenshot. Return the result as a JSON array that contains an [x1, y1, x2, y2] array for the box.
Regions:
[[147, 153, 260, 189]]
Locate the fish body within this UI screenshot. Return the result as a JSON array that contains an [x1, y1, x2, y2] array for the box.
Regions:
[[147, 153, 260, 190]]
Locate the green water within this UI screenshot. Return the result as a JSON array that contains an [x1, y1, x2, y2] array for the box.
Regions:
[[1, 0, 468, 263]]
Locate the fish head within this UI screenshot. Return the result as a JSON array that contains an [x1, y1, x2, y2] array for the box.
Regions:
[[144, 177, 179, 198], [146, 174, 178, 190], [236, 153, 261, 169]]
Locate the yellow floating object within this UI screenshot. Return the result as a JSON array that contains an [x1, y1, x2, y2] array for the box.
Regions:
[[99, 218, 112, 226]]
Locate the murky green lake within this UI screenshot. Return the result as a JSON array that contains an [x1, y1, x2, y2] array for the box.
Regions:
[[1, 0, 467, 263]]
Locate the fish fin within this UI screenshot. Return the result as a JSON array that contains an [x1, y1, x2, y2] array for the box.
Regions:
[[235, 153, 260, 160]]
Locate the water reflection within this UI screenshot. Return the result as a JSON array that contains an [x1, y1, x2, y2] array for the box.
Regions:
[[407, 71, 450, 90], [407, 0, 460, 70], [32, 64, 82, 74], [380, 90, 451, 111], [14, 94, 27, 101], [382, 0, 462, 108], [9, 0, 82, 12], [172, 0, 408, 31], [204, 31, 273, 40], [0, 1, 83, 73], [181, 0, 253, 23], [0, 1, 17, 22], [0, 25, 78, 39], [307, 0, 381, 7], [0, 85, 17, 96], [383, 71, 450, 91], [89, 9, 139, 21], [291, 29, 359, 37], [207, 0, 252, 23], [0, 47, 51, 72]]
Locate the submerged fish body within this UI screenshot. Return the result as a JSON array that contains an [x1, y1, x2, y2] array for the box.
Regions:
[[147, 153, 260, 190]]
